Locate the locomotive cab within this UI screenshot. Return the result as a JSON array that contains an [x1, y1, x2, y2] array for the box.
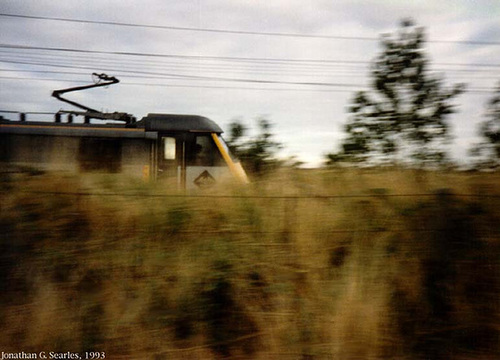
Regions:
[[140, 113, 248, 189], [0, 112, 248, 190]]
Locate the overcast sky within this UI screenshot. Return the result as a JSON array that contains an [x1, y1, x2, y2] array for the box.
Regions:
[[1, 0, 499, 166]]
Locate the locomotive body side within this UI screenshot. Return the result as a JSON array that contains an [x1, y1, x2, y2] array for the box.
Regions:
[[0, 114, 248, 189]]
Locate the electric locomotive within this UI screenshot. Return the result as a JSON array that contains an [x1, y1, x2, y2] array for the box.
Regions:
[[0, 73, 248, 189]]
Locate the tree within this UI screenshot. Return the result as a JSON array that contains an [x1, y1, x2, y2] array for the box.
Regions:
[[225, 117, 282, 176], [225, 120, 247, 156], [470, 82, 500, 169], [328, 19, 464, 167]]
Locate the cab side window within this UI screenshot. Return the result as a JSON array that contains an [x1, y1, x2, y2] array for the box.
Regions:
[[162, 137, 176, 160], [187, 135, 223, 166]]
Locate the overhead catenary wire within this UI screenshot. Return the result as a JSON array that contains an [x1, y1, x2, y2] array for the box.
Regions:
[[0, 43, 372, 65], [0, 52, 371, 76], [0, 58, 370, 80], [0, 46, 496, 89], [1, 14, 499, 90], [0, 48, 497, 90], [0, 76, 495, 94], [3, 49, 500, 81], [0, 59, 370, 88], [0, 44, 497, 93], [2, 69, 498, 83], [0, 40, 497, 96], [0, 77, 371, 94], [0, 44, 499, 88], [1, 50, 499, 78], [2, 12, 500, 46], [1, 44, 499, 68], [0, 65, 495, 94]]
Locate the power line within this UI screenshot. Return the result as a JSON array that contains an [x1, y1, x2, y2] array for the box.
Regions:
[[0, 59, 498, 92], [0, 48, 369, 72], [0, 76, 370, 93], [0, 50, 495, 93], [0, 13, 373, 41], [1, 43, 499, 70], [0, 75, 496, 94], [0, 69, 88, 76], [1, 69, 496, 85], [0, 59, 368, 87], [0, 55, 370, 79], [0, 43, 370, 65], [0, 57, 495, 94], [2, 49, 498, 77], [0, 48, 495, 93], [0, 51, 370, 75], [2, 12, 500, 46]]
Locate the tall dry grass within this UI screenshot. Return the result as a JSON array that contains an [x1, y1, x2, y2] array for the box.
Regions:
[[0, 168, 499, 359]]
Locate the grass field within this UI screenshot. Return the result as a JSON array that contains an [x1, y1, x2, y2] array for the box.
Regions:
[[1, 168, 499, 359]]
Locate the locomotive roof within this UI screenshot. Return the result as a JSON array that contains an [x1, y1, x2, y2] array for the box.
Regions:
[[139, 114, 223, 133], [0, 113, 223, 138]]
